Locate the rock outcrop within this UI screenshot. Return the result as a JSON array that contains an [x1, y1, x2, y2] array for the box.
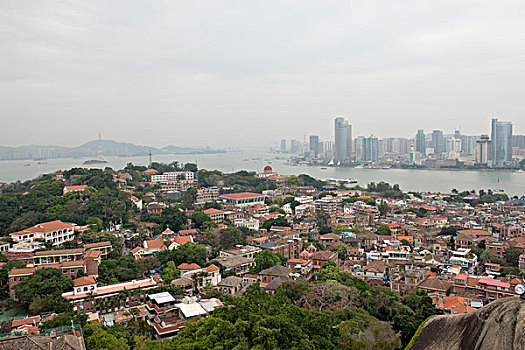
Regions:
[[412, 297, 525, 350]]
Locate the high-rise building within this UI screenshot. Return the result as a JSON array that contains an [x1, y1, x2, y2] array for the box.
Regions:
[[476, 135, 491, 165], [512, 135, 525, 149], [309, 135, 319, 157], [491, 118, 513, 166], [290, 140, 300, 154], [322, 140, 333, 158], [461, 135, 478, 155], [415, 130, 426, 155], [446, 137, 462, 153], [334, 117, 352, 162], [280, 139, 287, 152], [431, 130, 444, 156], [355, 135, 379, 162]]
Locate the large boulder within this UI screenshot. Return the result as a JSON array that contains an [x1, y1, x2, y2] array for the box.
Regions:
[[412, 297, 525, 350]]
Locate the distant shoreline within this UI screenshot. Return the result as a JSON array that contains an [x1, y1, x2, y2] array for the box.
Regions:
[[290, 164, 523, 173]]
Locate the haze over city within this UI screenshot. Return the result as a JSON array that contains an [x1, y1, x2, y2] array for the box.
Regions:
[[2, 1, 524, 148]]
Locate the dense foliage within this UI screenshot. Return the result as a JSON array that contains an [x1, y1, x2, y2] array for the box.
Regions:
[[14, 268, 73, 314], [0, 169, 134, 234]]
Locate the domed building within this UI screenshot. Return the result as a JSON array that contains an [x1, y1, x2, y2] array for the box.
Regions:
[[263, 165, 273, 174]]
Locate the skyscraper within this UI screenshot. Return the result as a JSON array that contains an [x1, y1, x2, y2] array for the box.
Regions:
[[476, 135, 491, 165], [309, 135, 319, 157], [280, 139, 287, 152], [334, 117, 352, 162], [415, 129, 426, 155], [291, 140, 300, 154], [431, 130, 444, 156], [491, 118, 513, 166], [355, 135, 379, 162]]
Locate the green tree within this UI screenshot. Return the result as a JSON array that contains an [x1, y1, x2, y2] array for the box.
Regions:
[[156, 243, 207, 267], [251, 250, 282, 274], [218, 228, 249, 249], [439, 226, 458, 236], [14, 268, 73, 314], [261, 217, 290, 230], [159, 207, 187, 232], [505, 248, 522, 267], [99, 256, 139, 282], [284, 175, 304, 186], [86, 217, 103, 231], [375, 224, 392, 236], [162, 261, 180, 283], [190, 211, 210, 229], [83, 322, 130, 350]]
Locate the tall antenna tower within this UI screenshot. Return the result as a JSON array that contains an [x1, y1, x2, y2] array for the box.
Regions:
[[149, 149, 152, 168], [97, 133, 104, 161]]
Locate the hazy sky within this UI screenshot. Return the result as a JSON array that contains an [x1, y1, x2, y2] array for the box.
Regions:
[[1, 1, 524, 148]]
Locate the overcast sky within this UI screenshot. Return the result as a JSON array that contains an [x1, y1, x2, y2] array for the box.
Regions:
[[1, 1, 524, 148]]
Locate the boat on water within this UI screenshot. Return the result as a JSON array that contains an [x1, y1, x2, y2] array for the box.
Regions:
[[321, 167, 327, 170]]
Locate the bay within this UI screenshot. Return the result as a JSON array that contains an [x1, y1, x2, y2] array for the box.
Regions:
[[0, 149, 524, 196]]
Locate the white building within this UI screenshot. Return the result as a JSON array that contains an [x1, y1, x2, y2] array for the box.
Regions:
[[10, 220, 76, 247], [151, 171, 195, 182], [234, 218, 260, 231]]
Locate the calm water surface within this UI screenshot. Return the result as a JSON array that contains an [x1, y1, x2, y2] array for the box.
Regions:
[[1, 150, 523, 196]]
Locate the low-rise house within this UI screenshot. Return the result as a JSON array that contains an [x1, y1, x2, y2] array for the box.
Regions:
[[63, 185, 87, 195], [418, 277, 453, 294], [286, 258, 313, 280], [363, 260, 387, 282], [311, 250, 338, 273], [213, 255, 255, 275], [144, 238, 167, 254], [217, 276, 246, 296], [258, 265, 294, 293]]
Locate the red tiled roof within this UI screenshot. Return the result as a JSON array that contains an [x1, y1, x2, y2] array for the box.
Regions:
[[177, 263, 201, 270], [73, 276, 96, 287], [131, 247, 148, 255], [203, 208, 223, 214], [35, 248, 84, 256], [11, 315, 40, 328], [219, 192, 265, 200], [84, 250, 101, 259], [8, 267, 36, 276], [206, 264, 219, 272], [15, 220, 75, 235], [172, 236, 193, 245], [84, 241, 112, 248], [60, 260, 85, 267], [145, 238, 167, 251], [458, 229, 491, 236]]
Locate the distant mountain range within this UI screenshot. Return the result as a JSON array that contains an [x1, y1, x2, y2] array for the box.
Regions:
[[0, 140, 225, 160]]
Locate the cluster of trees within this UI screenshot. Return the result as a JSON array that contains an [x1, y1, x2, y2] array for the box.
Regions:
[[83, 319, 156, 350], [366, 182, 407, 199], [13, 268, 73, 314], [0, 169, 135, 234]]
